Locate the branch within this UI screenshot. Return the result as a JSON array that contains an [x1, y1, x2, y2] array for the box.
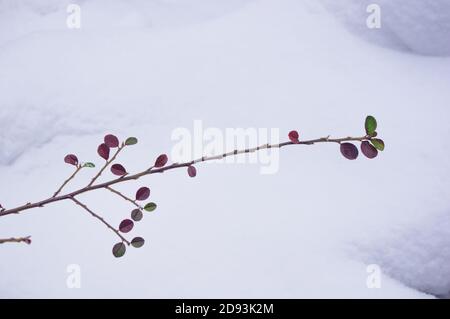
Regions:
[[53, 166, 82, 198], [70, 197, 130, 245], [1, 116, 385, 258], [0, 134, 369, 218], [105, 186, 142, 210], [0, 236, 31, 245]]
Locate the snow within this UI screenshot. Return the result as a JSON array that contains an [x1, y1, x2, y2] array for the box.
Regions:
[[1, 0, 450, 298], [320, 0, 450, 56]]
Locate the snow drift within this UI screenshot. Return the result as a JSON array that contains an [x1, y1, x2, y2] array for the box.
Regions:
[[320, 0, 450, 56]]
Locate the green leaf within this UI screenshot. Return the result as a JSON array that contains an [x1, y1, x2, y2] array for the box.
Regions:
[[365, 116, 377, 135], [83, 162, 95, 168], [370, 139, 385, 151], [125, 137, 138, 146], [144, 202, 157, 212], [112, 242, 126, 258]]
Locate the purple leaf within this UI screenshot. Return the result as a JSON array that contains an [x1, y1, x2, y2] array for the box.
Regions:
[[288, 130, 300, 144], [64, 154, 78, 166], [154, 154, 168, 168], [104, 134, 119, 148], [340, 143, 358, 160], [135, 187, 150, 201], [187, 165, 197, 177], [97, 143, 110, 160], [361, 141, 378, 159], [111, 164, 127, 176], [119, 219, 134, 233]]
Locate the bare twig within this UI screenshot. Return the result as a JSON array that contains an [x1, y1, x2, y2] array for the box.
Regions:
[[0, 134, 369, 218], [105, 186, 142, 210], [0, 236, 31, 245], [53, 166, 82, 198], [70, 197, 130, 245]]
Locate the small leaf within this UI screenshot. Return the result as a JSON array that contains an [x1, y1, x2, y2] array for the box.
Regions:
[[144, 202, 157, 212], [368, 131, 378, 138], [119, 219, 134, 233], [64, 154, 78, 166], [371, 139, 385, 151], [125, 137, 138, 146], [365, 116, 377, 135], [340, 143, 359, 160], [154, 154, 168, 168], [104, 134, 119, 148], [288, 130, 300, 144], [112, 242, 126, 258], [131, 209, 143, 221], [187, 165, 197, 177], [111, 164, 127, 176], [131, 237, 145, 248], [23, 237, 32, 245], [361, 141, 378, 159], [97, 143, 110, 160], [135, 187, 150, 201], [83, 162, 95, 168]]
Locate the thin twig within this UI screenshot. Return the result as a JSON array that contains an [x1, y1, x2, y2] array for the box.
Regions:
[[0, 134, 369, 218], [0, 236, 31, 245], [70, 197, 130, 245], [53, 166, 82, 198], [105, 186, 142, 210], [87, 144, 124, 187]]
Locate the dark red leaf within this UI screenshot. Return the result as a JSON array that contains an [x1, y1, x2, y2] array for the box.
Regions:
[[361, 141, 378, 159], [111, 164, 127, 176], [97, 143, 110, 160], [187, 165, 197, 177], [64, 154, 78, 166], [119, 219, 134, 233], [154, 154, 168, 168], [288, 130, 300, 144], [24, 237, 32, 245], [135, 187, 150, 201], [340, 143, 359, 160], [104, 134, 119, 148]]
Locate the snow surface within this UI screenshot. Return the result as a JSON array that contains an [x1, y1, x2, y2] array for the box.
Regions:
[[1, 0, 450, 298], [320, 0, 450, 56]]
